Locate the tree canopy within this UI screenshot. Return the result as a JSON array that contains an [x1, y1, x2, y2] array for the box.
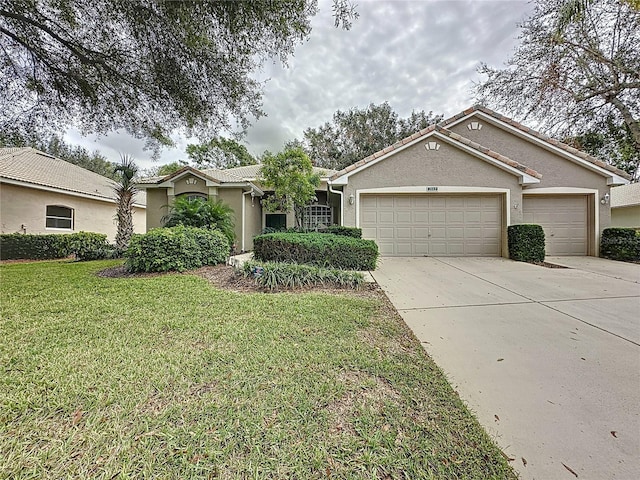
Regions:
[[259, 148, 320, 229], [476, 0, 640, 178], [0, 0, 357, 155], [186, 137, 258, 170], [301, 103, 442, 171]]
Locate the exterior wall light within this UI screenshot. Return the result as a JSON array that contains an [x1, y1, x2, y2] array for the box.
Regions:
[[349, 194, 355, 205], [600, 193, 610, 205]]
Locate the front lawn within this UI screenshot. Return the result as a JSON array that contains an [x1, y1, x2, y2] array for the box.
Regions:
[[0, 260, 516, 479]]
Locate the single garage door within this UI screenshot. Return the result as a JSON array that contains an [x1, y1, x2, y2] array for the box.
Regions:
[[522, 195, 588, 255], [360, 194, 502, 256]]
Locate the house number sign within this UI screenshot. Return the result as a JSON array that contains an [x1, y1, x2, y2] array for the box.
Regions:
[[185, 178, 198, 185], [426, 186, 438, 192]]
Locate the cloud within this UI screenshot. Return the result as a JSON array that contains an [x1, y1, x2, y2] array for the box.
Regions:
[[67, 0, 533, 168]]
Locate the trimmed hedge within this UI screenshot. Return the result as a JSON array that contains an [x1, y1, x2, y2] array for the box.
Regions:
[[67, 232, 115, 261], [600, 228, 640, 262], [0, 233, 69, 260], [240, 260, 364, 290], [319, 225, 362, 238], [125, 226, 230, 273], [0, 232, 116, 261], [508, 224, 545, 263], [253, 232, 378, 270]]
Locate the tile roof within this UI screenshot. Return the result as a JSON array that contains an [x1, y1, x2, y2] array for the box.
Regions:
[[0, 147, 146, 206], [329, 123, 542, 181], [611, 183, 640, 208], [224, 164, 336, 179], [442, 106, 631, 180], [329, 105, 631, 182], [138, 164, 337, 186]]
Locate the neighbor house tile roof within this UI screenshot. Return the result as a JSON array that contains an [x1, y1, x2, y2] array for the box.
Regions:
[[0, 147, 146, 206], [329, 124, 542, 181], [611, 183, 640, 208], [442, 106, 631, 180]]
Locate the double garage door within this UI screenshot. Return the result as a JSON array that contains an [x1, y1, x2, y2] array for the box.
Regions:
[[360, 194, 502, 256]]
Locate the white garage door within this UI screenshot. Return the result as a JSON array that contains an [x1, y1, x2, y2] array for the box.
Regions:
[[522, 195, 588, 255], [360, 194, 502, 256]]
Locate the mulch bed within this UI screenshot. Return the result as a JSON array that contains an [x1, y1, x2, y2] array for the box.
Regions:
[[96, 263, 380, 297]]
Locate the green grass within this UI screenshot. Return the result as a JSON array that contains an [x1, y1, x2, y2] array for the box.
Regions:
[[0, 260, 516, 479]]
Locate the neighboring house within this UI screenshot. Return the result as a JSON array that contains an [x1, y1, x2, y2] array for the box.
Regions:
[[610, 183, 640, 228], [0, 147, 146, 241], [138, 106, 630, 257], [137, 164, 337, 251]]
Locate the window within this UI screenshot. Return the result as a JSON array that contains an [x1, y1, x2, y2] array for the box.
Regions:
[[183, 194, 207, 202], [266, 213, 287, 230], [46, 205, 73, 230], [303, 205, 332, 230]]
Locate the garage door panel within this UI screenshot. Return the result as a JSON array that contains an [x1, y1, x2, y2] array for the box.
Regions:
[[522, 196, 588, 256], [360, 194, 502, 257]]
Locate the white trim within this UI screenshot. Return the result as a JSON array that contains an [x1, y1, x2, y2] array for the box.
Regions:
[[242, 191, 251, 252], [0, 177, 146, 208], [327, 182, 344, 226], [522, 188, 600, 256], [354, 186, 511, 228], [330, 130, 540, 186], [446, 111, 629, 185]]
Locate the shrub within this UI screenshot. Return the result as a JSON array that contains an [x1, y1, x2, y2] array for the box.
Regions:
[[253, 232, 378, 270], [190, 228, 230, 266], [508, 224, 545, 262], [0, 233, 70, 260], [125, 226, 230, 273], [600, 228, 640, 262], [67, 232, 115, 261], [240, 260, 364, 291], [319, 225, 362, 238], [162, 196, 235, 245]]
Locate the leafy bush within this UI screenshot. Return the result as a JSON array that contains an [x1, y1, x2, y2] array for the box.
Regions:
[[190, 228, 230, 266], [319, 225, 362, 238], [240, 260, 364, 291], [253, 232, 378, 270], [508, 224, 545, 262], [125, 226, 230, 273], [67, 232, 116, 261], [600, 228, 640, 262], [0, 233, 70, 260], [163, 196, 235, 245]]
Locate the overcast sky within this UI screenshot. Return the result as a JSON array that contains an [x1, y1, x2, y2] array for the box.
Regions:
[[65, 0, 534, 170]]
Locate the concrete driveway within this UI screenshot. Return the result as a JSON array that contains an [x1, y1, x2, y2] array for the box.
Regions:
[[372, 256, 640, 480]]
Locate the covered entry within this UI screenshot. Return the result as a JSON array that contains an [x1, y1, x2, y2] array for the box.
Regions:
[[360, 194, 503, 256]]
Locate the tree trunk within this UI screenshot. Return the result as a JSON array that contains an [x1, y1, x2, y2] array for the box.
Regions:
[[609, 96, 640, 157]]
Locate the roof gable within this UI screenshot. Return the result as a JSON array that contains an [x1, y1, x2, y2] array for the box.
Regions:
[[442, 106, 630, 184], [330, 125, 541, 185]]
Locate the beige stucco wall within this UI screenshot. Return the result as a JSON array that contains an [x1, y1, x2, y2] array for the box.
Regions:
[[217, 188, 244, 249], [243, 193, 262, 251], [611, 206, 640, 228], [173, 174, 210, 196], [145, 188, 169, 230], [0, 183, 145, 241], [449, 118, 613, 230]]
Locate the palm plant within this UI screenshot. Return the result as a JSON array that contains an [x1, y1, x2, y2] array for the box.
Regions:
[[163, 196, 235, 245], [113, 154, 138, 251]]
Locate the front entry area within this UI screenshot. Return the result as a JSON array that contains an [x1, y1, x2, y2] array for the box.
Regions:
[[359, 194, 502, 256]]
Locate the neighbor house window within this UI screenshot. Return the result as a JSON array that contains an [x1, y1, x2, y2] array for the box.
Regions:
[[46, 205, 73, 230], [303, 205, 332, 230]]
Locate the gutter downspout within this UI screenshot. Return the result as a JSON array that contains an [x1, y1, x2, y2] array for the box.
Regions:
[[241, 190, 254, 252], [328, 181, 344, 226]]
